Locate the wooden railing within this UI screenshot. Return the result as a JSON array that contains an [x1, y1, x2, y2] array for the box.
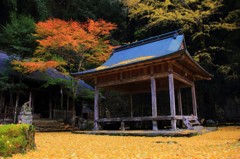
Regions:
[[97, 115, 197, 122], [97, 115, 199, 130]]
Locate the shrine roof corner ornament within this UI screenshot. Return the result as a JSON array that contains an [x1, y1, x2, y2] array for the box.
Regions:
[[72, 30, 212, 80]]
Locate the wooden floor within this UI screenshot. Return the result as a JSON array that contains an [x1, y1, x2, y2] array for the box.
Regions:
[[72, 127, 217, 137]]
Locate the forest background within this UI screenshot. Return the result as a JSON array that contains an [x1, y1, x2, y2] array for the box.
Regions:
[[0, 0, 240, 122]]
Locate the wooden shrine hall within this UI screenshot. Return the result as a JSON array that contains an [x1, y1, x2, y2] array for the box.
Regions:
[[72, 30, 212, 131]]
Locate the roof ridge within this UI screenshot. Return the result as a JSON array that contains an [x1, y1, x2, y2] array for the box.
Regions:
[[113, 29, 182, 53]]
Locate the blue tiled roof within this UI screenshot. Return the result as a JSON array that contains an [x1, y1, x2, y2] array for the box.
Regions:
[[73, 30, 184, 75], [105, 35, 183, 66]]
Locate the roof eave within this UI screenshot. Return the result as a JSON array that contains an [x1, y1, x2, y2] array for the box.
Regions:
[[184, 50, 213, 79], [72, 50, 185, 78]]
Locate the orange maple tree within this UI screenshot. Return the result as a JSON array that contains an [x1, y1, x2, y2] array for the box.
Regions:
[[13, 18, 116, 73]]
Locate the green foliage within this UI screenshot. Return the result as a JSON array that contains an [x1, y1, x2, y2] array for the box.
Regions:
[[0, 0, 17, 26], [42, 77, 69, 89], [124, 0, 239, 37], [0, 61, 28, 93], [34, 0, 50, 20], [0, 124, 36, 157], [123, 0, 239, 61], [42, 76, 94, 100], [78, 89, 95, 100], [217, 65, 231, 75], [0, 73, 11, 91], [85, 120, 94, 130], [0, 15, 36, 58]]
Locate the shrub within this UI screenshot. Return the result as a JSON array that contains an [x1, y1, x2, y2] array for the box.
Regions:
[[85, 120, 94, 130], [0, 124, 36, 157]]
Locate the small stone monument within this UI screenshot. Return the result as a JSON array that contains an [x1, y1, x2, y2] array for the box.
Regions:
[[18, 101, 33, 124], [105, 108, 111, 119]]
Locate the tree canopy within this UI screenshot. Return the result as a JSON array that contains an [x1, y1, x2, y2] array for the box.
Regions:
[[11, 18, 116, 74]]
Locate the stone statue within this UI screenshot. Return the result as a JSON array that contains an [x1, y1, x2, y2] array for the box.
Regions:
[[20, 101, 32, 114], [18, 101, 32, 124]]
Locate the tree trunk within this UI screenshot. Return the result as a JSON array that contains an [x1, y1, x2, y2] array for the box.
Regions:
[[72, 98, 76, 117], [71, 97, 76, 128], [10, 90, 14, 108], [14, 93, 19, 123], [78, 57, 84, 72]]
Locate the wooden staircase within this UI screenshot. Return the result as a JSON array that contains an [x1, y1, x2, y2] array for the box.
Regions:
[[182, 116, 203, 130]]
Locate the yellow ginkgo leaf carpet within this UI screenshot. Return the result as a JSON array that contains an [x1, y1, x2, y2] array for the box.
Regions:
[[10, 126, 240, 159]]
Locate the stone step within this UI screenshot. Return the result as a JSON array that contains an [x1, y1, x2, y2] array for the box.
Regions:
[[33, 119, 72, 132], [193, 126, 204, 131], [182, 117, 202, 130]]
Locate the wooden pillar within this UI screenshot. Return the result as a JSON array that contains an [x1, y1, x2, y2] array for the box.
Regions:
[[49, 93, 52, 119], [129, 94, 133, 117], [67, 95, 69, 111], [191, 83, 197, 116], [94, 86, 99, 130], [29, 90, 32, 110], [151, 76, 158, 131], [177, 88, 183, 116], [121, 121, 125, 131], [60, 87, 63, 109], [32, 93, 35, 114], [168, 73, 176, 130], [66, 95, 69, 117]]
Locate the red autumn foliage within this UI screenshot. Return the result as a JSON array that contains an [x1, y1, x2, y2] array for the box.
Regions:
[[13, 18, 116, 73], [12, 60, 65, 73], [35, 18, 116, 71]]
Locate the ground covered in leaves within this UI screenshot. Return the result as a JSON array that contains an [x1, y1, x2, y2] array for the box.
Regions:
[[9, 126, 240, 159]]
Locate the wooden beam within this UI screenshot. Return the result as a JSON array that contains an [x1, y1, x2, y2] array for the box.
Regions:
[[168, 72, 177, 130], [191, 83, 198, 116], [172, 61, 193, 79], [173, 72, 193, 86], [151, 76, 158, 131], [182, 53, 208, 76], [78, 52, 183, 79], [177, 88, 183, 116], [97, 72, 168, 88], [94, 86, 99, 130]]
